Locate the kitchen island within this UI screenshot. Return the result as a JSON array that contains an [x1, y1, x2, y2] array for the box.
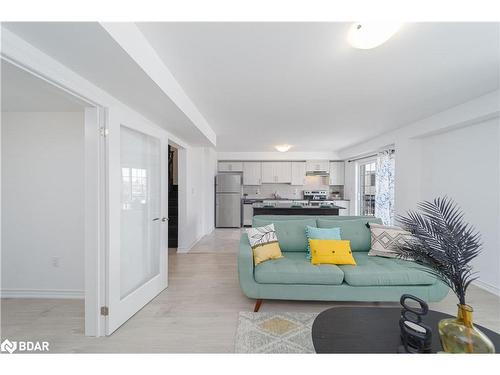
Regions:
[[252, 204, 343, 216]]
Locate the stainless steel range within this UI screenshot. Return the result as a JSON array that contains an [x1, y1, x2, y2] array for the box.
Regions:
[[303, 190, 328, 201], [303, 190, 335, 207]]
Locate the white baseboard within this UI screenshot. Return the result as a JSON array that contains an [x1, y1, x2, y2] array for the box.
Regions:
[[472, 280, 500, 297], [177, 234, 204, 253], [176, 226, 215, 253], [1, 289, 84, 299]]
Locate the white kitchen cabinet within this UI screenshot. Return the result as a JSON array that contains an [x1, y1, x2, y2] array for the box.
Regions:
[[261, 162, 291, 183], [333, 200, 350, 216], [261, 162, 276, 183], [243, 203, 254, 226], [306, 160, 329, 172], [329, 161, 345, 185], [243, 162, 262, 185], [290, 162, 306, 185], [218, 161, 243, 172], [276, 162, 291, 183]]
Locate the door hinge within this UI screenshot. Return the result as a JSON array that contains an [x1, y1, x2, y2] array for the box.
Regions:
[[99, 127, 109, 137], [100, 306, 109, 316]]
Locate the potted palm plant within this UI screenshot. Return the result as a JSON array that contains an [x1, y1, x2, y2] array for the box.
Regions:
[[395, 197, 495, 353]]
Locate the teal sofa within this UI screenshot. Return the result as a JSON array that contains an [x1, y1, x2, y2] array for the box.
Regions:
[[238, 215, 449, 311]]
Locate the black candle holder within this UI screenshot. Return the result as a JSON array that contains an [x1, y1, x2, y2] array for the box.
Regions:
[[398, 294, 433, 353]]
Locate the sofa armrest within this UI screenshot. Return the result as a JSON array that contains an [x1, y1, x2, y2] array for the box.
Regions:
[[238, 233, 259, 298]]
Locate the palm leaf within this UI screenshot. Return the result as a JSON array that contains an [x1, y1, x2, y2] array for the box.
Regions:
[[394, 196, 481, 305]]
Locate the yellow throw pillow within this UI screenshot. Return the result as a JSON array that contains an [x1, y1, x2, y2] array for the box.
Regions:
[[252, 242, 283, 265], [309, 239, 357, 265]]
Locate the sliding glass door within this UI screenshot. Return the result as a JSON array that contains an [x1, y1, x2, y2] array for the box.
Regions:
[[358, 160, 376, 216]]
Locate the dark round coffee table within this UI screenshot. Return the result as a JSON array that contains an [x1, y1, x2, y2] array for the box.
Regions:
[[312, 307, 500, 353]]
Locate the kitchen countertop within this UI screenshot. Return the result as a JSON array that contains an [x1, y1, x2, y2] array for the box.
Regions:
[[252, 203, 345, 210], [243, 198, 349, 202]]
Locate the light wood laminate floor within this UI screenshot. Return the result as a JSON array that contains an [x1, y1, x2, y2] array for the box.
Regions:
[[1, 229, 499, 353]]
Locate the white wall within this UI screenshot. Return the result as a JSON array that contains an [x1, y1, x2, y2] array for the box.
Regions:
[[340, 91, 500, 216], [420, 119, 499, 294], [177, 146, 217, 252], [1, 112, 85, 298], [202, 147, 217, 235], [339, 90, 500, 295]]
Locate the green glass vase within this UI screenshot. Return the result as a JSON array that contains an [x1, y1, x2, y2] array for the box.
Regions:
[[438, 304, 495, 353]]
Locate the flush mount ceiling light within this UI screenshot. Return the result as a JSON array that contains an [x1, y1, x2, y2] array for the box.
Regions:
[[275, 144, 292, 152], [347, 22, 402, 49]]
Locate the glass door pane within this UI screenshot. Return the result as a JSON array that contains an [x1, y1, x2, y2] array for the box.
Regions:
[[358, 160, 376, 216], [120, 125, 161, 299]]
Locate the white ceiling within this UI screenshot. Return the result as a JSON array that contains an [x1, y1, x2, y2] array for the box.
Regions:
[[2, 22, 212, 146], [1, 60, 88, 112], [137, 22, 500, 152]]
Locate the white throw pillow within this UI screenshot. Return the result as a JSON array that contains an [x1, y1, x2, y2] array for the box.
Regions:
[[368, 223, 412, 259], [246, 224, 279, 248]]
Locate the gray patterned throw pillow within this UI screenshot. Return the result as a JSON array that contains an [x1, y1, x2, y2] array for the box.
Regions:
[[368, 223, 412, 259]]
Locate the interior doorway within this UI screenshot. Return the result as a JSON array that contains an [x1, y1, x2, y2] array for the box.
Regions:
[[168, 144, 179, 249], [1, 60, 92, 334]]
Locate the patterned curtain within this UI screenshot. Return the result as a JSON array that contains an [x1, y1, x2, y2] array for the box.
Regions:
[[375, 149, 395, 225]]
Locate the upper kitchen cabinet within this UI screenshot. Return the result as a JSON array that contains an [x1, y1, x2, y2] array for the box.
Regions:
[[329, 161, 345, 185], [306, 160, 329, 173], [243, 162, 262, 185], [291, 162, 306, 185], [277, 162, 292, 183], [218, 161, 243, 172], [261, 162, 292, 183], [261, 162, 275, 183]]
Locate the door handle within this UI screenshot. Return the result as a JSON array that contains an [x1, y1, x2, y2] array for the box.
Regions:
[[152, 218, 160, 221], [162, 217, 168, 222]]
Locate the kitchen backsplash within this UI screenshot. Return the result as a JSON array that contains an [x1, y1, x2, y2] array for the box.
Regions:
[[243, 176, 344, 199]]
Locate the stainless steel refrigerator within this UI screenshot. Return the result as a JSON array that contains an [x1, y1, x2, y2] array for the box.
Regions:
[[215, 173, 242, 228]]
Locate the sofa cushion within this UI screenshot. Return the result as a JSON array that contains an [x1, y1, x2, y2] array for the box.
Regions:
[[339, 253, 437, 286], [317, 217, 383, 252], [252, 217, 316, 252], [254, 252, 344, 285]]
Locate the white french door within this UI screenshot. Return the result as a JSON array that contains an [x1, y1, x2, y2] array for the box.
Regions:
[[106, 116, 168, 334]]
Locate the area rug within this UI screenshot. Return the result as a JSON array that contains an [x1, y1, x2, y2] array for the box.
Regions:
[[234, 312, 318, 353]]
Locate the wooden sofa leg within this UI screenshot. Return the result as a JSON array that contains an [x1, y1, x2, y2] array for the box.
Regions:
[[254, 299, 263, 312]]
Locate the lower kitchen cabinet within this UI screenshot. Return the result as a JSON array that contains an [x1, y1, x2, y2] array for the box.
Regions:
[[243, 203, 253, 226], [332, 200, 350, 216]]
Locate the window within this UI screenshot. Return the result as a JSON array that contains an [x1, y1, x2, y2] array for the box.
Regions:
[[358, 160, 376, 216], [122, 167, 148, 210]]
